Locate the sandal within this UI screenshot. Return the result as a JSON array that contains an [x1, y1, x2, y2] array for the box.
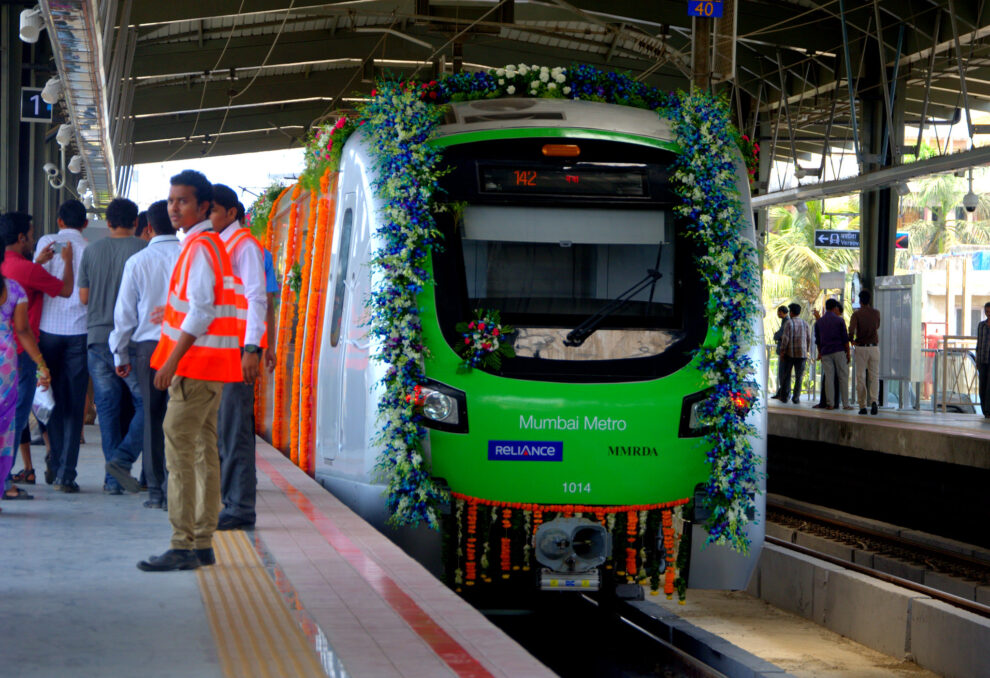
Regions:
[[2, 487, 34, 500], [11, 469, 36, 484]]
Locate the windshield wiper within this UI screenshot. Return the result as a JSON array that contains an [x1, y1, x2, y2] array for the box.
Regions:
[[563, 269, 663, 347]]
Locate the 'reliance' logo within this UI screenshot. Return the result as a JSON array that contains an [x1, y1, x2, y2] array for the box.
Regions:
[[488, 440, 563, 462], [608, 445, 659, 457]]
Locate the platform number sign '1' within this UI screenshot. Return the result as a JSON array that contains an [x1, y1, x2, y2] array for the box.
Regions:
[[20, 87, 53, 123], [688, 0, 723, 18]]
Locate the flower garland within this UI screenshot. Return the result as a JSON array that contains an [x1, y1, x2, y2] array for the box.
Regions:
[[300, 116, 358, 191], [290, 191, 319, 466], [360, 81, 449, 528], [297, 170, 336, 475], [249, 182, 285, 239], [271, 186, 302, 451], [255, 185, 292, 433], [348, 64, 760, 549], [665, 91, 763, 553]]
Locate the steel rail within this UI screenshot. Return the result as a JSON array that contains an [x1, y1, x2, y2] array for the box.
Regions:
[[766, 535, 990, 619], [767, 500, 990, 570]]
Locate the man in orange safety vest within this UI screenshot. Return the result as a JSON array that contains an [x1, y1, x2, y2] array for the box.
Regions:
[[138, 170, 244, 572]]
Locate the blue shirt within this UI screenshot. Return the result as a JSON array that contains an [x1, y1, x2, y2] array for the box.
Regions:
[[264, 248, 279, 294], [814, 312, 849, 356]]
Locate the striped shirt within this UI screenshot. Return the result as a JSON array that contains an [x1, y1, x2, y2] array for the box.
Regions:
[[779, 316, 812, 358]]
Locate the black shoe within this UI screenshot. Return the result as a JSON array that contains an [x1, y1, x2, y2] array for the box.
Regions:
[[103, 484, 124, 496], [791, 398, 799, 404], [105, 461, 141, 493], [137, 549, 200, 572], [55, 480, 80, 493], [858, 408, 868, 415], [143, 499, 163, 509], [44, 454, 55, 485], [195, 548, 216, 566], [217, 515, 255, 531], [870, 402, 878, 415], [161, 501, 168, 511]]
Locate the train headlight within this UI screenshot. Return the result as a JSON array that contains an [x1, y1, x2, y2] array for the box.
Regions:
[[423, 390, 454, 422], [414, 379, 469, 433]]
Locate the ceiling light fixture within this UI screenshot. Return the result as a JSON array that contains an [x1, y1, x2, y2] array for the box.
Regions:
[[41, 76, 62, 104], [19, 7, 45, 43]]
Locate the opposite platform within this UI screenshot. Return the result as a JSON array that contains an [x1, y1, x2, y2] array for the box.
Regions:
[[767, 399, 990, 469], [0, 426, 554, 678]]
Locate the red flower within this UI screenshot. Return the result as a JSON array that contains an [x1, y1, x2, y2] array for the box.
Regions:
[[464, 338, 471, 345], [493, 328, 500, 336], [371, 88, 377, 96], [482, 342, 492, 350], [468, 321, 476, 329], [478, 323, 486, 331], [429, 92, 437, 99]]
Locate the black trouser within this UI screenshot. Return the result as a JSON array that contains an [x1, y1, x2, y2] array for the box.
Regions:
[[780, 356, 806, 402], [39, 332, 88, 484], [979, 363, 990, 417], [135, 341, 168, 503], [218, 380, 257, 523]]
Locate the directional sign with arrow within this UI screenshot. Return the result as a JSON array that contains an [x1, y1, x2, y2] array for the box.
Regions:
[[814, 230, 860, 249]]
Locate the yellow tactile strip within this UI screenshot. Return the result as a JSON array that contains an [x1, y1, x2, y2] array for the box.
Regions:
[[197, 531, 327, 678]]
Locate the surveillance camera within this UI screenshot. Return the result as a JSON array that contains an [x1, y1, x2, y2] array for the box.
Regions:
[[42, 162, 58, 177], [963, 190, 979, 213]]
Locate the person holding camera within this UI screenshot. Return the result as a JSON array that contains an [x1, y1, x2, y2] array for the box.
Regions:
[[0, 212, 73, 496]]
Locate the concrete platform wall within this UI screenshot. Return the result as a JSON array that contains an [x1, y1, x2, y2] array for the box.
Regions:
[[748, 544, 990, 678]]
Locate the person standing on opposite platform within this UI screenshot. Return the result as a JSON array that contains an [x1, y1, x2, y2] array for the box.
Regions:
[[138, 171, 243, 572], [37, 200, 89, 493], [110, 201, 181, 509], [976, 302, 990, 420], [210, 185, 267, 531], [79, 198, 147, 495], [815, 298, 852, 410], [776, 303, 811, 404], [0, 212, 73, 494], [771, 305, 789, 399], [849, 289, 881, 416]]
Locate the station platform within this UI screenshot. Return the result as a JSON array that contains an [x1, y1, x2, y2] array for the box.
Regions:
[[767, 398, 990, 469], [1, 427, 553, 678]]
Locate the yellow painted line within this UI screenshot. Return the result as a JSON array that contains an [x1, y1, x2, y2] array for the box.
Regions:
[[197, 531, 327, 678]]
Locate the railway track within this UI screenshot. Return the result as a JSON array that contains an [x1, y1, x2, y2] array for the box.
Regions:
[[767, 499, 990, 618], [481, 593, 727, 678]]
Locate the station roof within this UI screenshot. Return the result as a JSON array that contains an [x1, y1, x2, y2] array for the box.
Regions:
[[36, 1, 990, 201]]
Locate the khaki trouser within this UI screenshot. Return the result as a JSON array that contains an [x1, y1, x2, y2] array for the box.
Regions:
[[163, 376, 224, 550], [854, 345, 880, 407]]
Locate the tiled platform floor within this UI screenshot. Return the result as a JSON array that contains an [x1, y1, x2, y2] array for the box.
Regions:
[[0, 427, 554, 678]]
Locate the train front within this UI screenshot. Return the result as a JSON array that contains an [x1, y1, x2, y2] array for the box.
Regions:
[[415, 99, 765, 594]]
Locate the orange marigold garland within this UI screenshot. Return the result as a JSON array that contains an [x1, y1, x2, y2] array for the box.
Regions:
[[465, 501, 478, 585], [298, 169, 335, 475], [662, 509, 677, 597], [271, 188, 302, 451], [500, 508, 512, 577], [290, 190, 319, 467], [626, 509, 638, 580], [255, 185, 292, 434]]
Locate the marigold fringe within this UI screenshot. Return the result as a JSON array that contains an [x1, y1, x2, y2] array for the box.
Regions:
[[271, 190, 301, 451], [290, 191, 319, 468], [255, 185, 293, 434], [662, 509, 676, 596]]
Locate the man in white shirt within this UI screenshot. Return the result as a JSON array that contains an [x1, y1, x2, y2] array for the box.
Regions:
[[210, 184, 267, 531], [110, 200, 181, 509], [37, 200, 89, 493]]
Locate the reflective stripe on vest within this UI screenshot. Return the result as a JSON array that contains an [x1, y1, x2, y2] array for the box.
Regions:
[[150, 231, 243, 382], [224, 227, 268, 348]]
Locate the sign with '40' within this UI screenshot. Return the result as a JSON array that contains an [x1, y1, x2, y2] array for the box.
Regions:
[[688, 1, 723, 18], [814, 230, 860, 249]]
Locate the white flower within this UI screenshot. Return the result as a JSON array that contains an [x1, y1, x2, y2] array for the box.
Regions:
[[539, 71, 549, 82], [562, 86, 571, 94], [530, 80, 539, 89], [496, 68, 505, 77], [498, 78, 505, 85], [554, 73, 566, 83], [507, 85, 516, 94], [518, 64, 529, 75], [547, 82, 556, 90]]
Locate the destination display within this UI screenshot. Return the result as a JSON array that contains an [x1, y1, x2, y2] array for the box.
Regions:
[[479, 164, 648, 197]]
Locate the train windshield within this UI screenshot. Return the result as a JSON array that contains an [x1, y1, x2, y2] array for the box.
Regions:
[[432, 138, 708, 381]]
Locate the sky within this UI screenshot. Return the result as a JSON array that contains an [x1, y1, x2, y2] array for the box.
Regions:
[[127, 148, 304, 211]]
